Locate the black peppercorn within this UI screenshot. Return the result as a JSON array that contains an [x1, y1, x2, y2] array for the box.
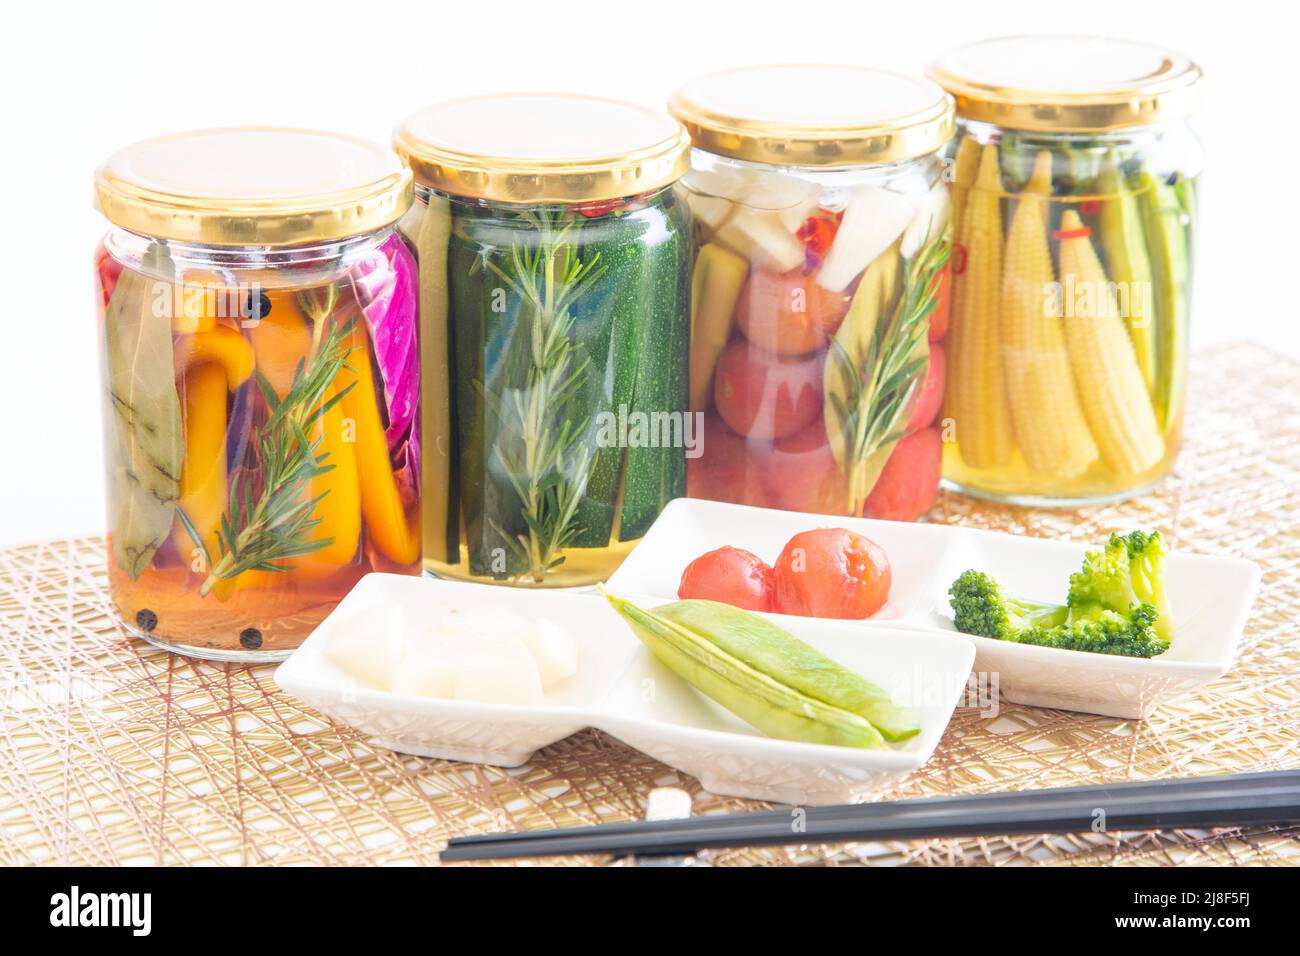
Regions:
[[243, 290, 273, 322], [239, 627, 263, 650], [135, 609, 157, 632]]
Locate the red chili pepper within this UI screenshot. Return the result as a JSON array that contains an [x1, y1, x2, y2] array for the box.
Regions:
[[1053, 226, 1092, 240], [575, 198, 622, 219], [796, 216, 837, 258], [951, 242, 969, 276], [95, 244, 123, 309], [1078, 200, 1102, 217]]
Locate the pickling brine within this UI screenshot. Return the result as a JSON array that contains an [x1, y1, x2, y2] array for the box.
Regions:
[[94, 128, 418, 659]]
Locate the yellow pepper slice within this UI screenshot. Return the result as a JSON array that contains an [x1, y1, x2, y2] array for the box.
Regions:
[[171, 325, 254, 568], [247, 291, 313, 399], [293, 374, 362, 574]]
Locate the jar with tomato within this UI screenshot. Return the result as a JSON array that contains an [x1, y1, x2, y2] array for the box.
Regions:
[[669, 66, 955, 521]]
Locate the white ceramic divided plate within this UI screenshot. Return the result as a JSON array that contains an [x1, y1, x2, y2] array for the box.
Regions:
[[607, 498, 1263, 720], [274, 574, 975, 805]]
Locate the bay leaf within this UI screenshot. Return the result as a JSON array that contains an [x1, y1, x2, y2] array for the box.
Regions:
[[103, 242, 184, 578], [822, 242, 904, 511]]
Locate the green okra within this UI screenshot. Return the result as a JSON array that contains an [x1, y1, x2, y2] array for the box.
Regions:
[[1136, 171, 1193, 432], [1097, 151, 1157, 397], [605, 594, 922, 748]]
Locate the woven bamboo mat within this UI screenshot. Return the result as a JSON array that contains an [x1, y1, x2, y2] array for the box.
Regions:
[[2, 342, 1297, 867]]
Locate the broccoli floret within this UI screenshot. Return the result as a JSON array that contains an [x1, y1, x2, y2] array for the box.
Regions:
[[1067, 533, 1138, 615], [1117, 530, 1173, 645], [949, 570, 1068, 640], [1016, 603, 1169, 658], [947, 530, 1174, 659]]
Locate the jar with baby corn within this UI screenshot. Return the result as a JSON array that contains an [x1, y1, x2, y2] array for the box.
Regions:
[[928, 36, 1203, 505], [94, 128, 420, 660]]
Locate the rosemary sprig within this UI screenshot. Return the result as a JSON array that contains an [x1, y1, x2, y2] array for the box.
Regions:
[[827, 238, 951, 510], [183, 317, 357, 596], [480, 211, 606, 582]]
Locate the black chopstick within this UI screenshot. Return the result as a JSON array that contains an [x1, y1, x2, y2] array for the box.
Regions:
[[439, 769, 1300, 862]]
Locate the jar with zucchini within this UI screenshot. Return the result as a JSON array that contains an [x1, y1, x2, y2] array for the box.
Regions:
[[94, 129, 419, 660], [395, 95, 693, 586], [929, 37, 1203, 504], [669, 66, 956, 522]]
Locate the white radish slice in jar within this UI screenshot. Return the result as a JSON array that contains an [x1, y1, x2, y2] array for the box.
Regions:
[[326, 604, 406, 690], [816, 186, 915, 292], [715, 208, 806, 272], [519, 618, 580, 688], [900, 180, 951, 259]]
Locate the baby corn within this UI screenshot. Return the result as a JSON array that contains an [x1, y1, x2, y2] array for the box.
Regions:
[[1001, 151, 1098, 477], [1056, 210, 1165, 476], [953, 144, 1013, 469], [943, 135, 980, 422]]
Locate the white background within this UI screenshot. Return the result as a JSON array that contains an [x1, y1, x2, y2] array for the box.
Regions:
[[0, 0, 1293, 545]]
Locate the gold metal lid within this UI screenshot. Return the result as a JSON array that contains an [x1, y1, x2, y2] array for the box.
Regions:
[[668, 64, 954, 167], [95, 128, 412, 246], [928, 35, 1203, 132], [394, 94, 692, 204]]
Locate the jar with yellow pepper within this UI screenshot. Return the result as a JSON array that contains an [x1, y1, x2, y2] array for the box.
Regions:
[[928, 36, 1203, 504], [94, 128, 420, 660]]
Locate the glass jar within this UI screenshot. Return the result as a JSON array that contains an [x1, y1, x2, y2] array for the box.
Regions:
[[928, 36, 1203, 505], [394, 95, 693, 587], [668, 66, 955, 521], [93, 128, 419, 661]]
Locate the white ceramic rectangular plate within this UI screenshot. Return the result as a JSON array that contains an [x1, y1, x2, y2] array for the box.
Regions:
[[274, 574, 975, 805], [606, 498, 1263, 720]]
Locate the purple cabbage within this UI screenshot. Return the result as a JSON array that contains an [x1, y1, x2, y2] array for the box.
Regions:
[[350, 233, 420, 495]]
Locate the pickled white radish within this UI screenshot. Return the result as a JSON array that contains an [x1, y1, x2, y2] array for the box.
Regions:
[[686, 193, 737, 230], [325, 604, 406, 689], [816, 186, 914, 292], [520, 618, 580, 688], [391, 636, 458, 698], [715, 209, 806, 272], [900, 180, 951, 259], [327, 605, 577, 704], [451, 634, 544, 705]]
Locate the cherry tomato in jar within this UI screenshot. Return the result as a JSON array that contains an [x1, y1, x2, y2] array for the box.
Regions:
[[764, 416, 850, 516], [687, 412, 778, 508], [735, 267, 851, 356], [713, 339, 823, 441], [773, 528, 891, 619], [678, 546, 776, 612], [862, 426, 942, 523], [905, 344, 945, 431]]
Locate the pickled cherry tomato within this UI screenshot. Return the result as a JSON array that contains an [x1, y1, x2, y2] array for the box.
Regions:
[[764, 417, 849, 516], [735, 267, 851, 355], [678, 546, 776, 612], [713, 339, 822, 441], [773, 528, 891, 619], [687, 413, 778, 508], [905, 344, 945, 431]]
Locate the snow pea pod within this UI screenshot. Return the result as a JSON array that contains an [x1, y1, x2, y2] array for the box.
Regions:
[[606, 595, 921, 748]]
